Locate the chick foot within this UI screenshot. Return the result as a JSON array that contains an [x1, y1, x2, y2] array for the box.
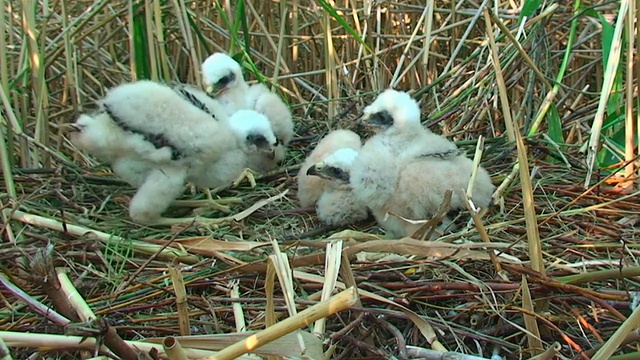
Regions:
[[232, 168, 258, 188], [172, 192, 242, 213]]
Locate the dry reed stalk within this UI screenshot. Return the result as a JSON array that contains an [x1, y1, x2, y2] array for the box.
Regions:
[[57, 269, 140, 360], [520, 275, 543, 356], [205, 287, 358, 360], [0, 336, 11, 360], [0, 331, 256, 359], [162, 337, 189, 360], [229, 280, 246, 333], [312, 240, 342, 337], [591, 302, 640, 360], [0, 272, 70, 325], [483, 9, 545, 289], [5, 209, 199, 263], [529, 342, 561, 360], [168, 266, 191, 336]]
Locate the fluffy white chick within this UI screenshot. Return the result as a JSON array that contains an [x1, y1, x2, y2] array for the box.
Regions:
[[187, 109, 277, 189], [201, 52, 248, 114], [297, 129, 362, 208], [70, 80, 266, 225], [347, 90, 495, 238], [361, 89, 459, 158], [172, 83, 229, 120], [305, 148, 368, 226], [244, 83, 294, 171]]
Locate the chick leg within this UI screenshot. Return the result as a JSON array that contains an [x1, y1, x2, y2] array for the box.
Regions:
[[172, 190, 243, 213], [232, 168, 258, 188], [129, 166, 188, 226]]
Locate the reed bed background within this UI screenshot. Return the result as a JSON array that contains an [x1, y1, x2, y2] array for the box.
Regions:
[[1, 0, 639, 359]]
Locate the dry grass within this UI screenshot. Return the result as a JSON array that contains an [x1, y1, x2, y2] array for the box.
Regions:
[[1, 0, 640, 359]]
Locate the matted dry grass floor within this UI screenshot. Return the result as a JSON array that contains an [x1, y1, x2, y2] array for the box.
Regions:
[[1, 1, 639, 359]]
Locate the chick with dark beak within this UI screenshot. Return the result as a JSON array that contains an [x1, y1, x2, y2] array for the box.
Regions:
[[306, 160, 350, 183], [205, 73, 236, 98]]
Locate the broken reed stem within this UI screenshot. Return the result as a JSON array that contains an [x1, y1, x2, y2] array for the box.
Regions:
[[0, 336, 12, 360], [5, 209, 199, 264], [520, 275, 543, 356], [0, 331, 231, 359], [168, 266, 191, 336], [0, 272, 70, 326], [268, 239, 305, 352], [57, 269, 140, 360], [162, 337, 189, 360], [57, 269, 96, 321], [312, 240, 343, 337], [229, 281, 246, 332], [529, 341, 561, 360], [205, 287, 358, 360]]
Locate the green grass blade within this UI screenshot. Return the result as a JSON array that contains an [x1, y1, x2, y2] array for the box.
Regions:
[[518, 0, 542, 23], [316, 0, 372, 54]]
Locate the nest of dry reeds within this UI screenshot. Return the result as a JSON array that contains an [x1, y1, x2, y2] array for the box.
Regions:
[[1, 1, 639, 359]]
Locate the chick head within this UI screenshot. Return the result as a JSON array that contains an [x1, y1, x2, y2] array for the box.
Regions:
[[66, 114, 93, 147], [227, 110, 278, 157], [306, 148, 358, 184], [201, 52, 244, 97], [361, 89, 421, 133]]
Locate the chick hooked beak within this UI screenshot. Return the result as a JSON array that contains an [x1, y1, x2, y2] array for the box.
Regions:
[[306, 162, 325, 177], [205, 84, 228, 98]]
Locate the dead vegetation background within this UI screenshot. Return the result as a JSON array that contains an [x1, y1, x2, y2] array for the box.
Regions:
[[1, 0, 639, 359]]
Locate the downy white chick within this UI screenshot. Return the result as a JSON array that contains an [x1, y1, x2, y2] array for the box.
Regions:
[[187, 109, 277, 189], [305, 148, 369, 226], [126, 110, 276, 226], [172, 83, 228, 120], [297, 129, 362, 208], [244, 83, 294, 171], [68, 80, 270, 225], [361, 89, 459, 159], [347, 89, 495, 238], [201, 52, 249, 114]]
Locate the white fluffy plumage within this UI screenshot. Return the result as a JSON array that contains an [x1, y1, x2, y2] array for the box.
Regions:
[[361, 88, 459, 157], [244, 83, 294, 171], [348, 89, 495, 238], [306, 148, 368, 226], [69, 80, 273, 225], [201, 52, 248, 115], [297, 129, 362, 208], [187, 110, 278, 189]]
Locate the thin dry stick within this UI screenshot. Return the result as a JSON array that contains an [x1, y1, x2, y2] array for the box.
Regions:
[[483, 10, 544, 280], [206, 287, 358, 360], [168, 266, 191, 336]]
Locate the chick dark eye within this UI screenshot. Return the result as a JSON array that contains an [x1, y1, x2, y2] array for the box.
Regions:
[[216, 73, 236, 87], [369, 110, 394, 126], [247, 133, 269, 148], [329, 168, 343, 177]]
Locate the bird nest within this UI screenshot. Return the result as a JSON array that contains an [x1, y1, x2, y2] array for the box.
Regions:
[[1, 1, 638, 359], [2, 131, 639, 359]]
